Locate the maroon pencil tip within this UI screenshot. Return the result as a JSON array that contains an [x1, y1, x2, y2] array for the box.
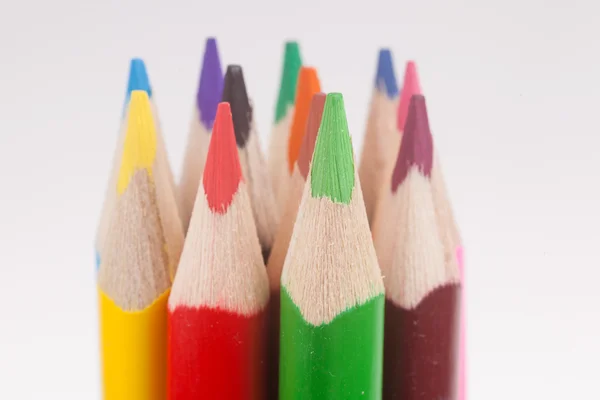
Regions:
[[391, 95, 433, 192], [297, 93, 326, 179]]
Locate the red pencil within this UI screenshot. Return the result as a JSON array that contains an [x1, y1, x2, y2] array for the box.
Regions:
[[167, 102, 270, 399]]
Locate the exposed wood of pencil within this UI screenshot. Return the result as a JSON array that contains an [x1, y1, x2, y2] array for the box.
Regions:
[[98, 90, 171, 400], [96, 59, 183, 280], [178, 38, 223, 234], [268, 41, 302, 206], [279, 93, 385, 399], [168, 102, 269, 399], [373, 94, 460, 400], [358, 49, 400, 227], [265, 92, 325, 400], [222, 65, 279, 263]]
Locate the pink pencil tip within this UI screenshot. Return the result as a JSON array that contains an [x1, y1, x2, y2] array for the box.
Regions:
[[397, 61, 422, 131]]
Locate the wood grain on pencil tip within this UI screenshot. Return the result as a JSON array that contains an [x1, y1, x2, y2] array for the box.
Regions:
[[279, 93, 385, 399], [168, 102, 269, 399], [287, 67, 321, 173]]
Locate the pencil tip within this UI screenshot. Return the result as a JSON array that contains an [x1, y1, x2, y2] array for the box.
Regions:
[[397, 61, 422, 130], [126, 58, 152, 99], [221, 65, 252, 147], [310, 93, 355, 204], [298, 93, 326, 179], [118, 90, 157, 194], [288, 67, 321, 172], [274, 41, 303, 122], [203, 102, 243, 213], [197, 37, 224, 130], [375, 49, 399, 98], [392, 95, 433, 192]]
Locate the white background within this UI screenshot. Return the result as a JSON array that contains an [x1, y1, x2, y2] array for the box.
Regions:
[[0, 0, 598, 398]]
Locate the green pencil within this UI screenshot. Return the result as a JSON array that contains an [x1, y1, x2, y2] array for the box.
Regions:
[[279, 93, 385, 399]]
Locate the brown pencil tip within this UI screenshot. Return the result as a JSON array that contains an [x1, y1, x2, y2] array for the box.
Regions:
[[298, 93, 326, 179], [391, 95, 433, 192]]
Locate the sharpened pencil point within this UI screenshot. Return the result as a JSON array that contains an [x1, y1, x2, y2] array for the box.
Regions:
[[392, 95, 433, 192], [117, 90, 157, 195], [197, 38, 224, 130], [298, 93, 326, 179], [222, 65, 252, 147], [310, 93, 355, 204], [275, 41, 303, 123], [203, 102, 243, 214], [126, 58, 152, 99], [288, 67, 321, 172], [375, 49, 399, 98], [397, 61, 422, 130]]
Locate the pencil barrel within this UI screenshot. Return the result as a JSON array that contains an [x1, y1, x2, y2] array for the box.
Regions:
[[99, 289, 169, 400], [168, 307, 267, 399], [279, 289, 385, 399], [383, 284, 461, 400]]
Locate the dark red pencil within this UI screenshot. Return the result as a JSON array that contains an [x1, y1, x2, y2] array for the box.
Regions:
[[167, 102, 270, 399], [373, 95, 461, 400]]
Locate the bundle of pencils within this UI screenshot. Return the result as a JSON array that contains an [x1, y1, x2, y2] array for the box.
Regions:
[[95, 41, 465, 400]]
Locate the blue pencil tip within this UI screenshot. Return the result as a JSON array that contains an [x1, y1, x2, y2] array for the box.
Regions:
[[375, 49, 399, 98], [197, 37, 224, 130], [127, 58, 152, 97]]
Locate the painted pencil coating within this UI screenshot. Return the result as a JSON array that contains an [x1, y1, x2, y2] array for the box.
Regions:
[[383, 286, 460, 400], [168, 307, 266, 399], [100, 290, 169, 400], [279, 290, 384, 399]]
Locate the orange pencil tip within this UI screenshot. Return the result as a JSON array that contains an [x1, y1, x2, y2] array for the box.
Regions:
[[288, 67, 321, 173]]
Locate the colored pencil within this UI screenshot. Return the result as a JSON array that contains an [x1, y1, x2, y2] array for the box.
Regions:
[[265, 91, 325, 400], [397, 61, 466, 399], [279, 93, 385, 399], [178, 37, 224, 234], [96, 59, 183, 279], [373, 94, 461, 400], [358, 49, 400, 227], [168, 102, 269, 399], [98, 90, 171, 400], [268, 41, 302, 211], [222, 65, 279, 262]]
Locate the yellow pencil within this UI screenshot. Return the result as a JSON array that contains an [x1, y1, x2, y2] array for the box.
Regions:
[[98, 90, 171, 400]]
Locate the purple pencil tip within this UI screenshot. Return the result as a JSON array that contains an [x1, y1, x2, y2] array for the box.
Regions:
[[197, 37, 224, 130]]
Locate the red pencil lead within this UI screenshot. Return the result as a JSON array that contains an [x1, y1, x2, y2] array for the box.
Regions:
[[397, 61, 422, 131], [392, 95, 433, 192], [203, 102, 243, 213]]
